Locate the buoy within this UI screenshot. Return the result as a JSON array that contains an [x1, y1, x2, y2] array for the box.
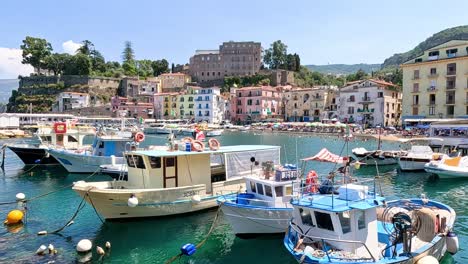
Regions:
[[446, 231, 459, 254], [191, 195, 201, 204], [4, 209, 24, 225], [16, 193, 26, 201], [76, 239, 92, 253], [354, 162, 361, 170], [181, 243, 197, 256], [128, 195, 138, 208], [36, 244, 47, 255], [37, 230, 48, 235], [48, 244, 55, 254], [416, 255, 439, 264], [105, 241, 111, 249], [96, 246, 105, 255]]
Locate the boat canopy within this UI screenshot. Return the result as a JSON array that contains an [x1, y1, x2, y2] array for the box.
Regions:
[[301, 148, 348, 164], [132, 145, 280, 158]]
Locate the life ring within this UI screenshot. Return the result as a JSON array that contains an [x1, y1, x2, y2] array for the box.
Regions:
[[191, 140, 205, 152], [54, 122, 67, 134], [306, 170, 318, 193], [208, 138, 220, 151], [134, 132, 145, 143]]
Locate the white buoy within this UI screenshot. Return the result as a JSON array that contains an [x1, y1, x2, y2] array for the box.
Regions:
[[96, 246, 105, 255], [37, 230, 48, 235], [191, 195, 201, 204], [48, 244, 55, 254], [110, 155, 116, 166], [15, 193, 26, 201], [76, 239, 92, 253], [127, 195, 138, 208], [416, 255, 438, 264], [105, 241, 111, 249], [36, 244, 47, 255], [446, 231, 459, 254]]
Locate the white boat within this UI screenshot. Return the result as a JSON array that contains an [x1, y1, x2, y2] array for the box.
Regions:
[[72, 145, 281, 219], [217, 171, 297, 235], [8, 121, 95, 165], [283, 176, 459, 263], [424, 155, 468, 178], [48, 131, 137, 173], [206, 129, 223, 137], [397, 138, 445, 171], [352, 147, 400, 166]]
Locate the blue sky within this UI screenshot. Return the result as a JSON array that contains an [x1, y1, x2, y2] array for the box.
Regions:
[[1, 0, 468, 78]]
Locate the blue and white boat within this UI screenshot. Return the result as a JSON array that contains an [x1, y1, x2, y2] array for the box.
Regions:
[[217, 167, 298, 235], [283, 177, 459, 263]]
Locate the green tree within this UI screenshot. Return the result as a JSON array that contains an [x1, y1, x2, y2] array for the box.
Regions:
[[346, 69, 368, 82], [151, 59, 169, 76], [171, 63, 175, 73], [20, 36, 53, 73], [263, 40, 288, 69], [90, 50, 106, 73], [122, 41, 137, 76], [77, 40, 94, 56], [137, 60, 154, 77], [44, 53, 70, 75], [63, 54, 92, 75]]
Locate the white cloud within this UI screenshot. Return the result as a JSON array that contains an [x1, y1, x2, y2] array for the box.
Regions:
[[0, 47, 34, 79], [62, 40, 82, 55]]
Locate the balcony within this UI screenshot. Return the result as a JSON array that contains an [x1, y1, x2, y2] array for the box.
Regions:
[[446, 71, 456, 76], [312, 96, 322, 101], [346, 98, 355, 102], [428, 55, 439, 61], [412, 76, 420, 80], [251, 111, 260, 115], [357, 108, 374, 113], [446, 85, 456, 90], [411, 88, 419, 93], [427, 87, 437, 92], [447, 53, 457, 58], [446, 100, 455, 105], [427, 73, 438, 78]]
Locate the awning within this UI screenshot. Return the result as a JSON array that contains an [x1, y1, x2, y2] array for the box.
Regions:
[[302, 148, 349, 164]]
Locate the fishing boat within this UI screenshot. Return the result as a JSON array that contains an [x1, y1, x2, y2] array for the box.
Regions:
[[7, 121, 95, 165], [397, 138, 445, 171], [72, 144, 281, 219], [352, 127, 401, 166], [283, 175, 459, 263], [217, 165, 297, 235], [206, 129, 223, 137], [424, 155, 468, 178], [48, 129, 139, 173]]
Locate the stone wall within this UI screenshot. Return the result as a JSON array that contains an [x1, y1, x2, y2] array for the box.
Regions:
[[19, 75, 121, 89]]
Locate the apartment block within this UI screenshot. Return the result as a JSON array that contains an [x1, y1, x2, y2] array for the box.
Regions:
[[230, 86, 282, 123], [401, 40, 468, 120], [283, 86, 338, 122]]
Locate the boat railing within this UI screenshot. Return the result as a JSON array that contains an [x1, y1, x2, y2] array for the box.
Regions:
[[291, 177, 380, 210], [289, 223, 375, 262]]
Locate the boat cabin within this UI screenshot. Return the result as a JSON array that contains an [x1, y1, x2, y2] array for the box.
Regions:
[[290, 184, 385, 261], [244, 176, 296, 207], [91, 135, 135, 157], [37, 121, 95, 149], [122, 145, 281, 193]]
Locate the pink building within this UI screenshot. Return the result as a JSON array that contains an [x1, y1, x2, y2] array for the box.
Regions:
[[230, 86, 283, 123]]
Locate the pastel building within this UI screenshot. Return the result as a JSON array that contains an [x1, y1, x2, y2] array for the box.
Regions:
[[401, 40, 468, 120], [339, 79, 402, 127], [57, 92, 90, 112], [230, 86, 282, 123], [283, 86, 338, 122], [194, 87, 226, 123]]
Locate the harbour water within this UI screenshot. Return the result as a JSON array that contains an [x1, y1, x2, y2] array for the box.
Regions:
[[0, 131, 466, 263]]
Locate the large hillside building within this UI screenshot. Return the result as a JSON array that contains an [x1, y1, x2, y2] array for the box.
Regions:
[[401, 40, 468, 120]]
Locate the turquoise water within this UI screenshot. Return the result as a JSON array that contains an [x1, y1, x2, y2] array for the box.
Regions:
[[0, 131, 466, 263]]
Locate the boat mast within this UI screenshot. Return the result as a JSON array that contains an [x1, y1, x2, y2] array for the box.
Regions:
[[377, 125, 382, 150]]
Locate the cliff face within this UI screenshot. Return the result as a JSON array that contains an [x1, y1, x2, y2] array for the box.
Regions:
[[382, 25, 468, 68], [7, 75, 122, 113]]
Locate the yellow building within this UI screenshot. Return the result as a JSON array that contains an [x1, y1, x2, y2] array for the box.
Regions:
[[401, 40, 468, 120], [283, 86, 338, 122]]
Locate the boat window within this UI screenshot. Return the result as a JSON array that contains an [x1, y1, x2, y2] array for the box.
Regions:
[[285, 186, 292, 195], [314, 211, 334, 231], [357, 211, 366, 230], [338, 212, 351, 234], [250, 181, 256, 193], [264, 185, 272, 197], [98, 141, 105, 148], [256, 183, 264, 195], [275, 186, 283, 197], [127, 155, 145, 169], [41, 136, 52, 142], [67, 135, 78, 142], [299, 208, 314, 227], [166, 157, 175, 167], [149, 157, 161, 169]]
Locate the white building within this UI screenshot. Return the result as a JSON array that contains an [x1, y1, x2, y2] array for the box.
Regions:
[[57, 92, 90, 112], [194, 87, 225, 123], [338, 79, 402, 127]]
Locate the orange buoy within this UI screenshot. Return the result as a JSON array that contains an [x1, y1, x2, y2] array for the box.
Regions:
[[4, 210, 24, 225]]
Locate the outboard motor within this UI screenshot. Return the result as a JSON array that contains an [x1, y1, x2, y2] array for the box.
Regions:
[[392, 212, 413, 257]]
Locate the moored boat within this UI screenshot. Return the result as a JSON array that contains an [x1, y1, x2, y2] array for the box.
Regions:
[[206, 129, 223, 137], [424, 155, 468, 178], [72, 144, 281, 219], [283, 176, 459, 263], [397, 138, 445, 171]]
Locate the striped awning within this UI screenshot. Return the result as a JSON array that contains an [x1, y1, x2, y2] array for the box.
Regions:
[[302, 148, 348, 164]]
